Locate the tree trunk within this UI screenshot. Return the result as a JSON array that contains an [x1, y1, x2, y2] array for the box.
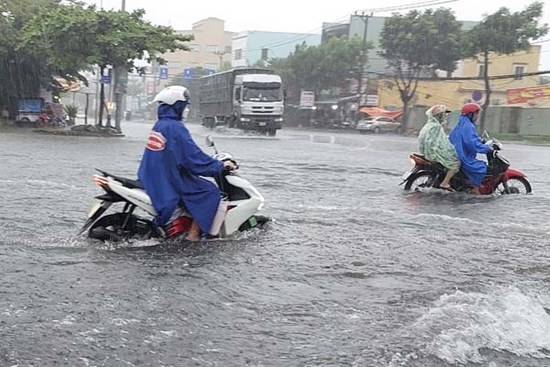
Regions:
[[398, 77, 418, 133], [480, 51, 491, 133], [402, 101, 410, 132]]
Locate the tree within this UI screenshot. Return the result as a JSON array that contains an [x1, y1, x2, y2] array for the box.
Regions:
[[462, 2, 548, 131], [270, 37, 368, 103], [24, 5, 192, 128], [379, 8, 463, 129], [91, 9, 191, 127], [0, 0, 63, 108]]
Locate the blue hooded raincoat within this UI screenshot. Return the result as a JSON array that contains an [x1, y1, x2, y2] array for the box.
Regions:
[[449, 115, 492, 187], [138, 103, 224, 233]]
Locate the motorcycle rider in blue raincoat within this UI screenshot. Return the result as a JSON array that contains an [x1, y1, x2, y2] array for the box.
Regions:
[[138, 86, 235, 241], [449, 103, 493, 194]]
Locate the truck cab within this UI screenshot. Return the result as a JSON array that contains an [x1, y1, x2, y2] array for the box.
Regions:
[[232, 74, 284, 135]]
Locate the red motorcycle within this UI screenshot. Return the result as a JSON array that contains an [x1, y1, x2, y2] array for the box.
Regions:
[[401, 134, 532, 195]]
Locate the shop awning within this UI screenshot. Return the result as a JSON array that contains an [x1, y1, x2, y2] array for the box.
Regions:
[[359, 107, 403, 120], [52, 76, 81, 92]]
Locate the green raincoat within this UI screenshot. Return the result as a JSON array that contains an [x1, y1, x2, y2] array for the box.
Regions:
[[418, 116, 460, 171]]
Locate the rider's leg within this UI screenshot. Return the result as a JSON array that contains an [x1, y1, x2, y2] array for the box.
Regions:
[[440, 168, 458, 188], [187, 220, 201, 241]]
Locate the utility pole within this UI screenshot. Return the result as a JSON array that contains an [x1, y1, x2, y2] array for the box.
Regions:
[[354, 11, 372, 106], [113, 0, 128, 132]]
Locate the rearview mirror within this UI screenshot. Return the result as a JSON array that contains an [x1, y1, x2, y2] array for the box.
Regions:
[[206, 135, 214, 147]]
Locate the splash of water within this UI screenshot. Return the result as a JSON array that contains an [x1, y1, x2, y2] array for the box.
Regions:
[[415, 285, 550, 364]]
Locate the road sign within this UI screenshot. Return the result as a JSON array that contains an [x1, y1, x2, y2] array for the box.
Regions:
[[183, 68, 193, 80], [159, 67, 169, 80], [101, 75, 111, 84], [299, 91, 315, 108]]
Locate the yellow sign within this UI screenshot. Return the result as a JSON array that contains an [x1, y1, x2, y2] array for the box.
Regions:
[[507, 85, 550, 104]]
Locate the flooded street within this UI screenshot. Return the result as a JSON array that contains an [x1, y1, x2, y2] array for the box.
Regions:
[[2, 122, 550, 366]]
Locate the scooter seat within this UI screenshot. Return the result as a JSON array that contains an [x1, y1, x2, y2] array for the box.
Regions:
[[95, 169, 144, 189]]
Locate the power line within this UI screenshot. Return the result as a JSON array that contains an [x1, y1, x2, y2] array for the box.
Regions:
[[245, 0, 460, 53], [356, 0, 459, 14]]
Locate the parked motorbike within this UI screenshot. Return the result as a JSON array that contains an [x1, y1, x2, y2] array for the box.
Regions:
[[401, 133, 532, 195], [78, 136, 269, 242]]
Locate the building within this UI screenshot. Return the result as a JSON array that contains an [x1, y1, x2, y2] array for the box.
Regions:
[[377, 46, 542, 111], [156, 17, 235, 88], [232, 31, 321, 67], [321, 14, 541, 111]]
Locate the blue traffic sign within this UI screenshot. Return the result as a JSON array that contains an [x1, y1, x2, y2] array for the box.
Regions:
[[159, 67, 169, 80], [183, 68, 193, 80], [100, 75, 111, 84]]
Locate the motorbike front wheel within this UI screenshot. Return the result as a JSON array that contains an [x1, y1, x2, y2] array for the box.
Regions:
[[88, 213, 160, 242], [404, 171, 436, 191], [497, 177, 532, 195]]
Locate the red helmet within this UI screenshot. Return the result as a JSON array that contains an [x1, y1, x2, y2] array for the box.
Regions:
[[461, 103, 482, 115]]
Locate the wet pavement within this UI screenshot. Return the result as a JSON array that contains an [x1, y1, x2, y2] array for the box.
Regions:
[[1, 121, 550, 366]]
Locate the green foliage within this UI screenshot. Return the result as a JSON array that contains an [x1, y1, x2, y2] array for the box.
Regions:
[[64, 104, 78, 118], [462, 2, 548, 58], [270, 37, 368, 102], [24, 5, 192, 75], [462, 2, 548, 130], [0, 0, 63, 104], [380, 8, 462, 73], [0, 1, 191, 111], [379, 8, 463, 127]]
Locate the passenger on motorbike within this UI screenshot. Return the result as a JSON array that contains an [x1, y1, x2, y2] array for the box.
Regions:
[[137, 85, 236, 241], [449, 103, 493, 195], [418, 104, 460, 192]]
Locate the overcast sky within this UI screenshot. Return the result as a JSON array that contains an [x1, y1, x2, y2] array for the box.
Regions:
[[86, 0, 550, 70]]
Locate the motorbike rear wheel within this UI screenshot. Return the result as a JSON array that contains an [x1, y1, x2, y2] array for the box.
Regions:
[[404, 172, 436, 191], [89, 213, 160, 242], [497, 177, 532, 195]]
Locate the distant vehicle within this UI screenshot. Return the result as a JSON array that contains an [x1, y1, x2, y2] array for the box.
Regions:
[[15, 98, 44, 127], [356, 116, 402, 134], [199, 68, 284, 136]]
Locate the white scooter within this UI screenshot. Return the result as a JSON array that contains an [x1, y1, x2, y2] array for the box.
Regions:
[[78, 136, 268, 242]]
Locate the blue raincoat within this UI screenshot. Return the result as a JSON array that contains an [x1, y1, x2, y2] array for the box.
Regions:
[[449, 115, 492, 187], [138, 103, 224, 233]]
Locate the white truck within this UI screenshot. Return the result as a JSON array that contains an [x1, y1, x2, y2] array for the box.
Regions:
[[199, 68, 284, 136]]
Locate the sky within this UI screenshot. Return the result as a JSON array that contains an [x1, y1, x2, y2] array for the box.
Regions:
[[87, 0, 550, 70]]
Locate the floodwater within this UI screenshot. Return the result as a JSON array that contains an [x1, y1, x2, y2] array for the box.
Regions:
[[1, 122, 550, 367]]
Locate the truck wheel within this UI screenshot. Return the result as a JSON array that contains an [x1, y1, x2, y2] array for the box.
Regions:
[[268, 129, 277, 136]]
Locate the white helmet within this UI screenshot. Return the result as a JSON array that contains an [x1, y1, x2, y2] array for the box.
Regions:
[[153, 85, 190, 105]]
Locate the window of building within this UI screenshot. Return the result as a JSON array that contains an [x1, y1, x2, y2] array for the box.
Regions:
[[477, 64, 486, 78], [205, 45, 219, 53], [261, 48, 269, 60], [513, 64, 526, 80], [235, 49, 242, 60], [225, 46, 232, 54]]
